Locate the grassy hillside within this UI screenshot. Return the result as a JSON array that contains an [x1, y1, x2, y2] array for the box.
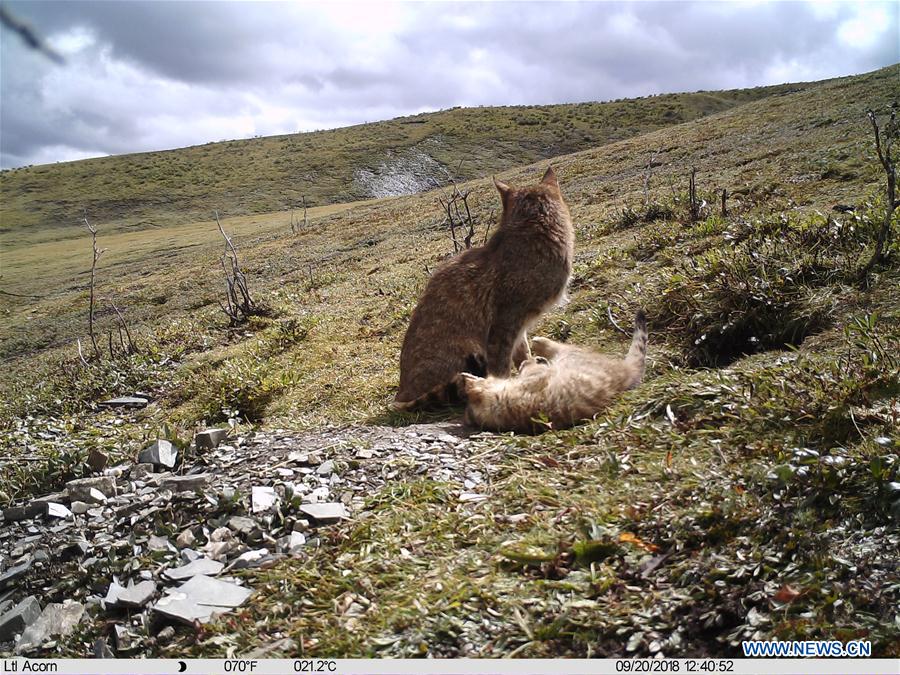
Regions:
[[0, 80, 815, 242], [0, 65, 898, 657]]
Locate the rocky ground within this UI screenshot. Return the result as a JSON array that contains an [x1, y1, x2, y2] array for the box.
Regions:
[[0, 396, 488, 657]]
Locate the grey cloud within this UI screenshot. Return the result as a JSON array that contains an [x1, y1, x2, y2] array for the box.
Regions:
[[1, 1, 897, 168]]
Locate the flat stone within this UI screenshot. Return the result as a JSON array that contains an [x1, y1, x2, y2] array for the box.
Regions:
[[159, 474, 209, 493], [153, 575, 251, 625], [99, 396, 148, 408], [163, 557, 223, 581], [195, 428, 228, 451], [66, 476, 115, 502], [180, 574, 252, 607], [227, 516, 259, 535], [70, 501, 91, 515], [138, 440, 178, 469], [104, 581, 126, 607], [15, 601, 84, 653], [46, 502, 72, 519], [316, 460, 334, 476], [251, 486, 279, 513], [0, 559, 33, 591], [116, 580, 157, 608], [288, 451, 309, 464], [299, 502, 349, 524], [0, 596, 41, 642], [87, 448, 109, 473], [355, 449, 374, 459]]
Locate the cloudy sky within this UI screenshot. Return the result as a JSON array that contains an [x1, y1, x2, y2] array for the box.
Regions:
[[1, 1, 897, 169]]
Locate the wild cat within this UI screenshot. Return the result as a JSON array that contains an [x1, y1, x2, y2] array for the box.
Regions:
[[393, 167, 574, 410], [458, 310, 648, 433]]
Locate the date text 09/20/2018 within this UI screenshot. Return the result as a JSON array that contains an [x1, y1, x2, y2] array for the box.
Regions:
[[615, 660, 734, 673]]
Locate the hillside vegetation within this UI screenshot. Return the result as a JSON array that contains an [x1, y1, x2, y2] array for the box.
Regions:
[[0, 65, 897, 658], [0, 80, 815, 242]]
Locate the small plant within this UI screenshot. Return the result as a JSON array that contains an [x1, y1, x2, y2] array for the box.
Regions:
[[215, 210, 264, 325], [860, 104, 899, 279]]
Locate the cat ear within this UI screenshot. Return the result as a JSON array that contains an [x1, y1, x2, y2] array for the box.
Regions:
[[493, 176, 510, 204], [541, 166, 559, 189]]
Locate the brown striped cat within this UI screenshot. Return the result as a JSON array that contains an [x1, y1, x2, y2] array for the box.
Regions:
[[457, 310, 648, 432], [393, 167, 574, 410]]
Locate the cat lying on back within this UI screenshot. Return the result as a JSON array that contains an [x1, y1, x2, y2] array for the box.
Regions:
[[457, 310, 648, 433], [393, 167, 574, 410]]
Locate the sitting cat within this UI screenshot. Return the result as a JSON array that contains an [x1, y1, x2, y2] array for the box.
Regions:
[[394, 167, 574, 410], [457, 310, 648, 432]]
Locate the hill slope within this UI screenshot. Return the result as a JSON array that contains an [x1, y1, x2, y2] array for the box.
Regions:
[[0, 65, 897, 658], [0, 80, 816, 240]]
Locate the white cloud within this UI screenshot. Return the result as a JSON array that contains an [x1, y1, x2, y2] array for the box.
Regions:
[[837, 4, 893, 49]]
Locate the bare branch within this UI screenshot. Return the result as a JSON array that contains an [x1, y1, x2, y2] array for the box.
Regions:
[[607, 305, 630, 336], [83, 210, 105, 360], [110, 300, 137, 354], [643, 148, 662, 207], [860, 104, 898, 279], [688, 167, 699, 223], [76, 338, 89, 368], [215, 210, 257, 324], [0, 4, 64, 64]]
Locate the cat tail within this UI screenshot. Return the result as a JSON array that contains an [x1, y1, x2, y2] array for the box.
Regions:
[[624, 309, 648, 387], [391, 373, 469, 412]]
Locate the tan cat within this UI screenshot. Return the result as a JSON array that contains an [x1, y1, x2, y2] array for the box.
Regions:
[[457, 310, 648, 432], [393, 167, 574, 410]]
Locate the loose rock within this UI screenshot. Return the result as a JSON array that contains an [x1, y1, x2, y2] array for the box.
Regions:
[[66, 476, 116, 502], [152, 575, 251, 624], [195, 428, 229, 451], [159, 474, 209, 493], [0, 596, 41, 642], [15, 601, 84, 653], [251, 486, 279, 513], [138, 440, 177, 469], [0, 559, 33, 591], [163, 558, 224, 581], [116, 581, 157, 608], [87, 448, 109, 473], [299, 502, 349, 524]]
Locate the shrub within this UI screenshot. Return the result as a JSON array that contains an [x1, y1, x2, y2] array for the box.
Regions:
[[653, 212, 874, 366]]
